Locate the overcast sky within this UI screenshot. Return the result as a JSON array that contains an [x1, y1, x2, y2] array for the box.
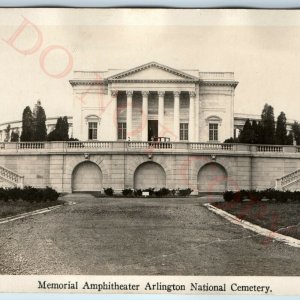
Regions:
[[1, 9, 300, 123]]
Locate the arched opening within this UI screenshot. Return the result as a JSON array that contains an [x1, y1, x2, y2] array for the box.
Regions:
[[72, 161, 103, 192], [134, 162, 166, 189], [197, 163, 227, 193]]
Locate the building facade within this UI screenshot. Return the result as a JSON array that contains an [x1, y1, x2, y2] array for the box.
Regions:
[[1, 62, 300, 194], [70, 62, 238, 143], [0, 62, 296, 143]]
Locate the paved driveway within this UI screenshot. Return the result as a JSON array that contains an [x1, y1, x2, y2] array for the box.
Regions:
[[0, 194, 299, 275]]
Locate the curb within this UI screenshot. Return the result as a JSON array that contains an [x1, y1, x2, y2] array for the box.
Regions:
[[203, 203, 300, 248], [0, 201, 75, 225]]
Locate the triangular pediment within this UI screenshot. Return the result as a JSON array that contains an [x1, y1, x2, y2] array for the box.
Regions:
[[108, 62, 198, 81]]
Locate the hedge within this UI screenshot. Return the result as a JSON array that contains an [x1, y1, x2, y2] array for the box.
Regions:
[[223, 189, 300, 203], [120, 187, 193, 197], [0, 186, 59, 202]]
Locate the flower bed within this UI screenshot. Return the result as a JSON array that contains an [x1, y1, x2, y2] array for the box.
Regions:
[[100, 187, 193, 197], [223, 189, 300, 203], [0, 186, 61, 218], [0, 186, 59, 202]]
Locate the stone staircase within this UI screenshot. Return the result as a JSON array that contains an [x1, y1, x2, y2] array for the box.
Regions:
[[275, 169, 300, 191], [0, 165, 24, 188]]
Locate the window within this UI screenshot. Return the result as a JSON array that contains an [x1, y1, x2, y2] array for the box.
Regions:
[[118, 122, 127, 140], [209, 123, 218, 141], [180, 123, 189, 141], [88, 122, 98, 140]]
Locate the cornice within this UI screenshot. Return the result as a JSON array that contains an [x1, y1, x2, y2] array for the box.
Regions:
[[69, 80, 106, 86], [70, 79, 239, 87], [200, 80, 239, 88], [108, 79, 199, 84]]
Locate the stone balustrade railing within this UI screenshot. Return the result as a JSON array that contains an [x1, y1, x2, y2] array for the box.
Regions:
[[18, 142, 45, 150], [128, 142, 173, 149], [73, 71, 104, 79], [0, 165, 24, 188], [67, 141, 110, 149], [190, 143, 234, 151], [0, 141, 300, 155], [199, 72, 234, 80], [275, 168, 300, 190], [256, 145, 283, 152]]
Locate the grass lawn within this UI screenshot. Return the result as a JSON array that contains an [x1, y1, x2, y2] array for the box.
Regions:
[[0, 200, 61, 219], [213, 201, 300, 240]]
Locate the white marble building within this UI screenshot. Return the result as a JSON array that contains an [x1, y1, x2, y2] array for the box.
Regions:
[[1, 62, 300, 193], [0, 62, 297, 143], [70, 62, 238, 143]]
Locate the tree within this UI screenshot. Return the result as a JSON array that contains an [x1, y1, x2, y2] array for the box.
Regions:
[[47, 116, 70, 141], [33, 100, 47, 141], [4, 124, 11, 142], [275, 112, 288, 145], [238, 119, 254, 143], [292, 121, 300, 145], [21, 106, 34, 141], [47, 129, 57, 141], [252, 120, 263, 144], [261, 103, 275, 144], [11, 131, 20, 142], [61, 116, 69, 141]]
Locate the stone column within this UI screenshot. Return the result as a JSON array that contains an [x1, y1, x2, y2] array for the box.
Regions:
[[142, 91, 149, 141], [126, 90, 133, 140], [189, 91, 196, 142], [111, 90, 118, 141], [158, 91, 165, 136], [173, 91, 180, 141], [195, 87, 200, 142]]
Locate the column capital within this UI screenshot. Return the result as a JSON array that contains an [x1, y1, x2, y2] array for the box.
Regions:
[[158, 91, 165, 97], [189, 91, 196, 97], [111, 90, 118, 97], [141, 91, 149, 97], [126, 90, 133, 96], [174, 91, 181, 97]]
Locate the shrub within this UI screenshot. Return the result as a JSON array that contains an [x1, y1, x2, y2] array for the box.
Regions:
[[240, 190, 249, 200], [294, 191, 300, 202], [0, 188, 9, 202], [23, 186, 37, 202], [155, 188, 170, 197], [104, 187, 114, 196], [221, 189, 300, 203], [248, 190, 263, 202], [0, 186, 59, 202], [223, 191, 234, 202], [288, 191, 300, 202], [45, 186, 59, 201], [277, 192, 288, 203], [134, 189, 142, 197], [264, 188, 277, 201], [122, 188, 133, 197], [232, 191, 242, 202], [178, 188, 193, 197], [9, 188, 22, 201]]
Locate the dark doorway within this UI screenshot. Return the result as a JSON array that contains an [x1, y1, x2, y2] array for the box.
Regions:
[[148, 120, 158, 141]]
